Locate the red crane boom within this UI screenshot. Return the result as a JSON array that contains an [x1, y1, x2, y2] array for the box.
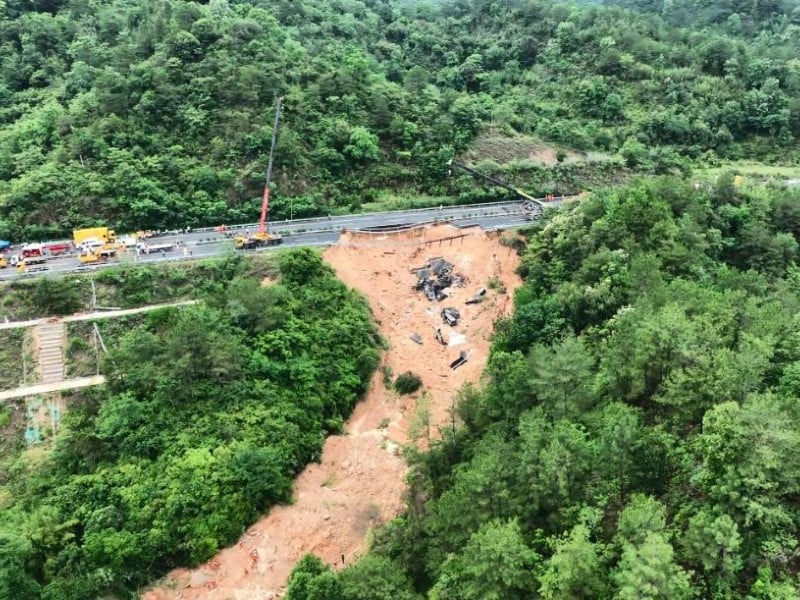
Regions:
[[259, 96, 283, 234]]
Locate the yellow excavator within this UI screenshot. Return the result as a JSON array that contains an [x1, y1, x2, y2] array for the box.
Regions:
[[78, 244, 118, 264], [235, 97, 284, 250]]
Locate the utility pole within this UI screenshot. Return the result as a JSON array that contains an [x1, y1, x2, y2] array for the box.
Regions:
[[259, 96, 283, 234]]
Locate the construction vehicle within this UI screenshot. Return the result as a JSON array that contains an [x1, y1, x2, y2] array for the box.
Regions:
[[74, 230, 123, 263], [16, 256, 48, 273], [235, 97, 284, 250], [73, 227, 116, 246], [78, 246, 117, 264], [0, 256, 7, 268], [447, 159, 545, 220]]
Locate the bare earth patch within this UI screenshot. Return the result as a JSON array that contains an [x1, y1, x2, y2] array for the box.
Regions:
[[142, 223, 521, 600], [462, 133, 613, 167]]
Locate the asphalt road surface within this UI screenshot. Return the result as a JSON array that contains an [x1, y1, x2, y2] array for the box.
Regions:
[[0, 199, 566, 281]]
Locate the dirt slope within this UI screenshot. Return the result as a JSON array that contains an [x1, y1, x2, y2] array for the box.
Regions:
[[142, 223, 521, 600]]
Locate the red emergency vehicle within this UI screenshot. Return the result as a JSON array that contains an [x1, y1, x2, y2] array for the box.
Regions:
[[44, 242, 72, 255], [21, 243, 45, 258]]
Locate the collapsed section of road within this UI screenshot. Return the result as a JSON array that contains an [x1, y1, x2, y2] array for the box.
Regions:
[[142, 222, 522, 599]]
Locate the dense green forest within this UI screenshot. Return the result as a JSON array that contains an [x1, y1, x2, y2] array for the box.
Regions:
[[603, 0, 797, 31], [285, 176, 800, 598], [0, 248, 380, 599], [2, 0, 800, 239]]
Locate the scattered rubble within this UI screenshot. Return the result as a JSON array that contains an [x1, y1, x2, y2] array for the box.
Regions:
[[413, 257, 465, 302]]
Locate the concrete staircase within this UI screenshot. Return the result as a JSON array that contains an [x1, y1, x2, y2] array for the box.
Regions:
[[35, 321, 65, 384]]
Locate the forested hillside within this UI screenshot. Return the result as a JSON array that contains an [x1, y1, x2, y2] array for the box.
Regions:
[[603, 0, 797, 31], [2, 0, 800, 239], [0, 249, 380, 599], [285, 176, 800, 598]]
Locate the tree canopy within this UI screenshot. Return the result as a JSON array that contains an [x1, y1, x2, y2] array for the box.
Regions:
[[2, 0, 800, 239], [0, 248, 380, 598]]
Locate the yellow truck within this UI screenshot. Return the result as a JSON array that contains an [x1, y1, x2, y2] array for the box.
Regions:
[[0, 256, 7, 268], [73, 227, 116, 246], [78, 247, 117, 264]]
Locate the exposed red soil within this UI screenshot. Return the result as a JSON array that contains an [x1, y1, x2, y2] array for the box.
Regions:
[[142, 223, 521, 600]]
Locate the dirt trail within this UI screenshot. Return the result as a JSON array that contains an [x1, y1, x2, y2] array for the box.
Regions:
[[142, 223, 521, 600]]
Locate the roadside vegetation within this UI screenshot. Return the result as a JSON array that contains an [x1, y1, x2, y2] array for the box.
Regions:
[[0, 329, 25, 389], [0, 248, 380, 599], [286, 176, 800, 598], [0, 254, 276, 321], [64, 315, 146, 378], [2, 0, 800, 239]]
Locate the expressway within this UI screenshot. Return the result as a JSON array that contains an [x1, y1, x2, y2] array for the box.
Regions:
[[0, 198, 566, 281]]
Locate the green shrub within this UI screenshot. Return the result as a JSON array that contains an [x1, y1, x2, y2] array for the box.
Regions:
[[394, 371, 422, 395], [381, 365, 394, 388]]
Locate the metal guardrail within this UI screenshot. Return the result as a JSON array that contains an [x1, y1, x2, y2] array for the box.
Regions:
[[1, 197, 562, 252], [184, 199, 527, 235]]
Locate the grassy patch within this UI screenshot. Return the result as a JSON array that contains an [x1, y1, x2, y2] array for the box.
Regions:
[[0, 329, 36, 389], [65, 315, 147, 378], [359, 193, 459, 213], [696, 162, 800, 180]]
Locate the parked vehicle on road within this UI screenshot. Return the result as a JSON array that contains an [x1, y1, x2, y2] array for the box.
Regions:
[[136, 242, 174, 255]]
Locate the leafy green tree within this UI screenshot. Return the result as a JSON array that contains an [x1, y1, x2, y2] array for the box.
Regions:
[[747, 566, 800, 599], [527, 336, 596, 420], [694, 396, 800, 554], [613, 531, 692, 600], [0, 532, 41, 600], [539, 524, 607, 599], [338, 556, 420, 600], [681, 509, 742, 596], [430, 519, 539, 600], [285, 555, 343, 600], [32, 277, 84, 315], [344, 126, 380, 162]]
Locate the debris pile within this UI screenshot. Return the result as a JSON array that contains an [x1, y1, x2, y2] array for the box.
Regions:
[[412, 257, 465, 302], [522, 200, 544, 221]]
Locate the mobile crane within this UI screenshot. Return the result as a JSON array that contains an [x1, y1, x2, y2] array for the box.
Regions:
[[236, 97, 284, 250], [447, 159, 545, 220]]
